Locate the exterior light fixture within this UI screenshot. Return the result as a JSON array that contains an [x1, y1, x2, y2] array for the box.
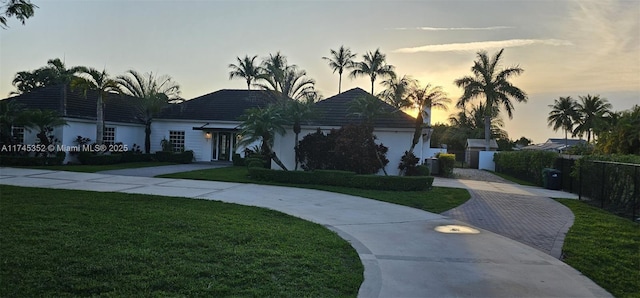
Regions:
[[205, 132, 212, 139]]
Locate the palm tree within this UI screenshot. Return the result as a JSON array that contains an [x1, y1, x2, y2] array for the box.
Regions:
[[257, 52, 288, 92], [454, 48, 527, 150], [406, 83, 451, 152], [349, 48, 395, 94], [116, 70, 181, 153], [547, 96, 578, 148], [1, 0, 37, 29], [11, 58, 85, 94], [280, 99, 315, 170], [228, 55, 262, 90], [280, 66, 317, 101], [238, 106, 288, 171], [322, 46, 357, 94], [573, 94, 612, 143], [377, 75, 415, 109], [72, 68, 119, 146], [23, 109, 67, 150]]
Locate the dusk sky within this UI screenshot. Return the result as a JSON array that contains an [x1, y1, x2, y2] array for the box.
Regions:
[[1, 0, 638, 143]]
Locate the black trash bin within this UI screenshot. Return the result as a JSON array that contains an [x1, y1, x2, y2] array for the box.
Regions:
[[543, 168, 562, 190]]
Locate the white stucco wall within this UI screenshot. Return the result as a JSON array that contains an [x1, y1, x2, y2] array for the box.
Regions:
[[478, 151, 497, 171], [272, 126, 415, 175]]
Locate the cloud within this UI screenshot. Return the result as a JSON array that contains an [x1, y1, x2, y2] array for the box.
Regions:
[[394, 26, 514, 31], [393, 39, 573, 53]]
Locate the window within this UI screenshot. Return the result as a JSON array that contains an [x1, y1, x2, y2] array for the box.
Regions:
[[12, 126, 24, 144], [169, 130, 185, 152], [103, 127, 115, 145]]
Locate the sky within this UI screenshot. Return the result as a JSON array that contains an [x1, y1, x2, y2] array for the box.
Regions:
[[0, 0, 638, 144]]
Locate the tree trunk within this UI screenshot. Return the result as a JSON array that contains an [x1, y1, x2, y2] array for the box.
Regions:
[[338, 71, 342, 94], [410, 113, 424, 153], [371, 78, 375, 95], [144, 122, 151, 154], [246, 79, 251, 90], [484, 115, 491, 151], [96, 93, 104, 146]]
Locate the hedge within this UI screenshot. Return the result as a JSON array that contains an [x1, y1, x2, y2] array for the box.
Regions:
[[78, 152, 123, 165], [437, 154, 455, 178], [494, 151, 559, 186], [248, 168, 434, 191], [0, 152, 66, 166], [120, 152, 155, 163], [154, 151, 194, 164]]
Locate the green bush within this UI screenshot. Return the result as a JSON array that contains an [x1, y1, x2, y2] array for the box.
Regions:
[[416, 165, 430, 176], [247, 160, 264, 169], [232, 153, 245, 166], [247, 168, 433, 191], [494, 151, 559, 186], [437, 154, 455, 177], [154, 151, 193, 164], [120, 152, 155, 163], [0, 152, 66, 166], [78, 152, 122, 165]]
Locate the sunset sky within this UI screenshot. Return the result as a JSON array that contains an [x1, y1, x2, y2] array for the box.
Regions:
[[1, 0, 638, 143]]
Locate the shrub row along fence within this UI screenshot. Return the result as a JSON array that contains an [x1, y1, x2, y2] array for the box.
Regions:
[[495, 151, 639, 220]]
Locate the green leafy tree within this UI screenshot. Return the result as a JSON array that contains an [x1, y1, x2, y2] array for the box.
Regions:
[[348, 94, 390, 175], [228, 55, 262, 90], [454, 48, 527, 150], [322, 45, 356, 94], [595, 105, 640, 154], [238, 106, 288, 171], [116, 70, 181, 153], [547, 96, 578, 148], [11, 58, 85, 95], [0, 100, 28, 145], [1, 0, 37, 29], [406, 83, 450, 152], [573, 94, 612, 143], [72, 68, 119, 146], [349, 48, 395, 94], [378, 75, 415, 109]]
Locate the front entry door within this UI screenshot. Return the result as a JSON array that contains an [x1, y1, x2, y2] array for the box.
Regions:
[[217, 132, 231, 161]]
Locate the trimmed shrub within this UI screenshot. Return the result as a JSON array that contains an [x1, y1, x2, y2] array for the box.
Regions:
[[232, 153, 245, 166], [247, 160, 264, 169], [247, 168, 433, 191], [437, 154, 456, 178], [494, 151, 559, 186], [398, 151, 420, 176], [120, 152, 155, 163], [0, 152, 66, 166], [154, 151, 194, 164], [416, 165, 430, 176], [78, 152, 122, 165]]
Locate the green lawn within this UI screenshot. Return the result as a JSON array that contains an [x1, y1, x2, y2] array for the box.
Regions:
[[557, 199, 640, 298], [0, 185, 363, 297], [19, 161, 175, 173], [160, 166, 471, 214]]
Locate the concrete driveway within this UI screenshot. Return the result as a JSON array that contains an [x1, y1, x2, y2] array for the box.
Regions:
[[0, 167, 610, 297]]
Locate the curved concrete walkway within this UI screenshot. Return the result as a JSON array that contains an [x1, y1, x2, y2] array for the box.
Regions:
[[0, 167, 609, 297]]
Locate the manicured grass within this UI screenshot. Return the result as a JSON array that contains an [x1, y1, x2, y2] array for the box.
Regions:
[[0, 185, 363, 297], [557, 199, 640, 298], [19, 161, 175, 173], [160, 166, 471, 214], [486, 170, 538, 186]]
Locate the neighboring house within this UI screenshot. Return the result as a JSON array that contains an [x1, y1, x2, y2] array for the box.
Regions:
[[2, 84, 145, 163], [273, 88, 425, 175], [522, 138, 586, 153], [2, 86, 427, 175], [465, 138, 499, 169]]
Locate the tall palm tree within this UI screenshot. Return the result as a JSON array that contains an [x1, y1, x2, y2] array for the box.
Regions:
[[116, 70, 181, 153], [547, 96, 578, 148], [1, 0, 37, 29], [11, 58, 84, 95], [238, 106, 288, 170], [454, 48, 527, 150], [573, 94, 612, 143], [406, 83, 451, 152], [377, 75, 415, 109], [257, 52, 288, 92], [322, 46, 357, 94], [349, 48, 395, 94], [72, 68, 119, 146], [280, 66, 317, 101], [228, 55, 262, 90]]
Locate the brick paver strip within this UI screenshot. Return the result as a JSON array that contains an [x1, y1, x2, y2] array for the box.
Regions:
[[442, 189, 574, 258]]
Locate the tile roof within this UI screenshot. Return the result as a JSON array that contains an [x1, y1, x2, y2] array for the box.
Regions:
[[466, 138, 499, 149], [2, 84, 144, 124], [158, 89, 277, 121], [309, 88, 415, 128]]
